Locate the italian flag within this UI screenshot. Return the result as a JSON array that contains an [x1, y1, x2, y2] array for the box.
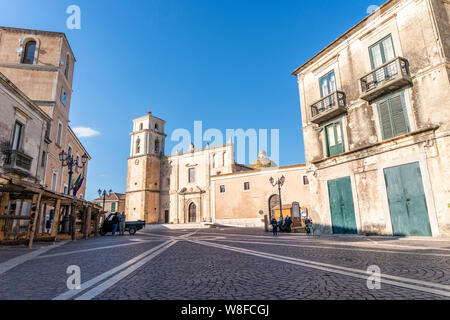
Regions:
[[73, 174, 84, 196]]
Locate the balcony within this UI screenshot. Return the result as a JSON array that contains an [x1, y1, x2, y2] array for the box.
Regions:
[[360, 57, 412, 102], [2, 150, 33, 175], [310, 91, 347, 125]]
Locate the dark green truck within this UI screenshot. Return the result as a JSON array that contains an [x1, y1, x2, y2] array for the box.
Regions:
[[100, 214, 146, 236]]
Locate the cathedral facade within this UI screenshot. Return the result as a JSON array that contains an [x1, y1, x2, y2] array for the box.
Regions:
[[125, 112, 311, 226]]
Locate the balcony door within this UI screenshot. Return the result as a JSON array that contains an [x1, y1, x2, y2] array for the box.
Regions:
[[320, 71, 336, 112], [369, 35, 396, 83], [325, 121, 344, 157], [12, 121, 24, 150]]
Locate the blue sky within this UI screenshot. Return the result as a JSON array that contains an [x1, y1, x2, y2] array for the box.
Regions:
[[0, 0, 385, 201]]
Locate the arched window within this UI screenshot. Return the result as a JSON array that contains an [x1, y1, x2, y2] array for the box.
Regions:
[[64, 54, 70, 78], [155, 139, 160, 153], [136, 137, 141, 154], [22, 41, 37, 64], [139, 123, 143, 131], [155, 123, 159, 131]]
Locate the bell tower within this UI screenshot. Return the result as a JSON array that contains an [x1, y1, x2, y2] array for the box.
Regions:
[[125, 112, 166, 224]]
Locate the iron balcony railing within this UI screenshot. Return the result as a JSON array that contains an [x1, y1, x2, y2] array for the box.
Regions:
[[2, 149, 33, 173], [310, 91, 347, 124], [360, 57, 412, 101]]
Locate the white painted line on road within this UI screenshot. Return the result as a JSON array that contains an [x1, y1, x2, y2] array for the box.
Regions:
[[0, 241, 68, 276], [191, 240, 450, 298], [178, 231, 198, 238], [210, 238, 450, 258], [196, 232, 313, 241], [36, 239, 163, 260], [53, 240, 173, 300], [138, 230, 198, 240], [195, 231, 450, 252], [75, 240, 177, 300]]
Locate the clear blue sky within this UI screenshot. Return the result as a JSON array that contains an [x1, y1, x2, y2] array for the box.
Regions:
[[0, 0, 385, 201]]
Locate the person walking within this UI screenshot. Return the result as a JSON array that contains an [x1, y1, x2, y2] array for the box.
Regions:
[[270, 217, 278, 237], [119, 212, 126, 236], [111, 213, 119, 236]]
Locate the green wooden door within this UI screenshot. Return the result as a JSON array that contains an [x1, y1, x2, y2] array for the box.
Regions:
[[328, 177, 357, 234], [384, 162, 431, 236]]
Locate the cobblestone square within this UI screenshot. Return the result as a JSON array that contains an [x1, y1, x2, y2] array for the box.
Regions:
[[1, 228, 450, 300]]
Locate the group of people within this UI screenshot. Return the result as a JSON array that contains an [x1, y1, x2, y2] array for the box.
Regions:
[[270, 215, 314, 236], [270, 215, 293, 236], [110, 212, 126, 236]]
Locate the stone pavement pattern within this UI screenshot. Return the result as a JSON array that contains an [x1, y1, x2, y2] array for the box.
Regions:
[[0, 227, 449, 300]]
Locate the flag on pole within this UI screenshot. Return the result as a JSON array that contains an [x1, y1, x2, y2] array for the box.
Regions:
[[73, 174, 84, 196]]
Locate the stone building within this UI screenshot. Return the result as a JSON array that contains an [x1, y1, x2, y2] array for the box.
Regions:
[[0, 26, 90, 198], [211, 164, 310, 227], [125, 113, 310, 226], [292, 0, 450, 236], [0, 71, 50, 184], [0, 26, 93, 242]]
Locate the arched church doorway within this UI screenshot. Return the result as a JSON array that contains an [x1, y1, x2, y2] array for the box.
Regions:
[[188, 203, 196, 223], [268, 194, 280, 219]]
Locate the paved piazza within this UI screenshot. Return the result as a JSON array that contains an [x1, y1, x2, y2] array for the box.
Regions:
[[1, 227, 450, 300]]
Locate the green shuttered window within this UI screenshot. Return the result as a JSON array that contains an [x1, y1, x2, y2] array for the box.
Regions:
[[377, 93, 410, 140]]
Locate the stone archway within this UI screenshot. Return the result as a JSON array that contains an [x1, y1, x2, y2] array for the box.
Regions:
[[188, 202, 197, 223], [268, 194, 279, 220]]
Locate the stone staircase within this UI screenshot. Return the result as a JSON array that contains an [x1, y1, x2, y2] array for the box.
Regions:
[[145, 223, 210, 230]]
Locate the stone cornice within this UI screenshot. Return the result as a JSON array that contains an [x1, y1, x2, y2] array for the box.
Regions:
[[0, 62, 58, 72], [312, 125, 440, 167]]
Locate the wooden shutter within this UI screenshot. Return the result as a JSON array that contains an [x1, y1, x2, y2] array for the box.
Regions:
[[378, 100, 394, 139], [389, 95, 409, 136]]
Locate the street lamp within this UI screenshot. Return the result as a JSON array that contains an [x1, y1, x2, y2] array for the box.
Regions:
[[98, 189, 113, 213], [269, 175, 285, 220], [58, 150, 88, 234]]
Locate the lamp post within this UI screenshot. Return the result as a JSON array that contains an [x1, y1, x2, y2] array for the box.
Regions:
[[98, 189, 112, 213], [269, 175, 285, 220], [58, 150, 88, 234], [59, 151, 88, 196]]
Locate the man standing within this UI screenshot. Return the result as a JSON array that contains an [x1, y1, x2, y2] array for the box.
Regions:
[[111, 213, 119, 236], [119, 212, 126, 236]]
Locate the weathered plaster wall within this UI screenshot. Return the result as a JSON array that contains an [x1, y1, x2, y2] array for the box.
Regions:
[[212, 166, 310, 224]]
